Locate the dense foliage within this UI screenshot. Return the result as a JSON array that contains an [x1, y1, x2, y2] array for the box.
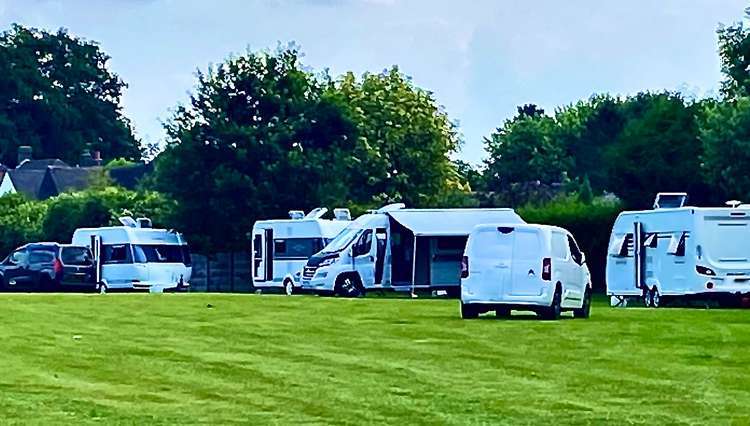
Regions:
[[0, 25, 141, 166]]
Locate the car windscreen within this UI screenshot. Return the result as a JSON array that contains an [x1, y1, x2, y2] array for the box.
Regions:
[[321, 227, 363, 253], [61, 247, 94, 265], [133, 245, 186, 264]]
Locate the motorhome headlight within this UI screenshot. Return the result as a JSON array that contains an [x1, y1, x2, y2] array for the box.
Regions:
[[696, 265, 716, 276], [319, 256, 339, 267]]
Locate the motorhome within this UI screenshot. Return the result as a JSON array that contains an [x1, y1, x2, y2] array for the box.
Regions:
[[460, 224, 592, 320], [72, 217, 191, 293], [251, 208, 351, 295], [300, 204, 525, 297], [607, 193, 750, 307]]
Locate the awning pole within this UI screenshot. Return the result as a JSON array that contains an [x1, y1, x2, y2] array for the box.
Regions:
[[411, 235, 417, 298]]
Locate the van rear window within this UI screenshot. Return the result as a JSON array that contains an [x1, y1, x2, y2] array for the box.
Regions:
[[472, 230, 512, 260]]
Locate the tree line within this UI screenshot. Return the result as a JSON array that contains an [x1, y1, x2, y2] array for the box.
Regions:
[[2, 14, 750, 259]]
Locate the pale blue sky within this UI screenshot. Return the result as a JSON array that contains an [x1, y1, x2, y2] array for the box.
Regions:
[[0, 0, 746, 163]]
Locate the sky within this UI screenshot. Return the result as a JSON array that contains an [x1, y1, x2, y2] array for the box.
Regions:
[[0, 0, 747, 164]]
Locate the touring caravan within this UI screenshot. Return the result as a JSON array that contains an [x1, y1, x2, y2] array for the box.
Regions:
[[606, 193, 750, 307], [251, 208, 351, 295], [300, 204, 525, 297], [461, 224, 592, 320], [72, 217, 191, 293]]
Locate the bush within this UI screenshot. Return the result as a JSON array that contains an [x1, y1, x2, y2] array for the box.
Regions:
[[518, 196, 622, 292]]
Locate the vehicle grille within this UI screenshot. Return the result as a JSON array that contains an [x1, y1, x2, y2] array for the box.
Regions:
[[303, 266, 317, 279]]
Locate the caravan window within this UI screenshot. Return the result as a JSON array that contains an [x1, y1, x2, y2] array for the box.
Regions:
[[133, 245, 185, 263], [667, 233, 687, 257], [102, 244, 132, 264], [609, 233, 633, 257], [273, 238, 324, 259]]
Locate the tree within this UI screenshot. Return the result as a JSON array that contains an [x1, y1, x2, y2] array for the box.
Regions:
[[604, 93, 706, 209], [699, 97, 750, 201], [484, 111, 571, 191], [0, 24, 140, 166], [152, 47, 355, 253], [332, 68, 467, 208], [717, 15, 750, 99]]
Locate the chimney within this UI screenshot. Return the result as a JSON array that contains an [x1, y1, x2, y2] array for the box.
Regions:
[[80, 148, 94, 167], [17, 145, 32, 165], [93, 150, 102, 166]]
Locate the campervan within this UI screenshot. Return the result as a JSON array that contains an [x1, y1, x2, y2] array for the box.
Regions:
[[606, 193, 750, 307], [460, 224, 592, 320], [251, 208, 351, 295], [72, 217, 191, 293], [300, 204, 525, 297]]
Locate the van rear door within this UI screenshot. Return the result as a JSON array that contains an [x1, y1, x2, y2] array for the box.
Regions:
[[467, 227, 513, 300], [507, 228, 544, 297]]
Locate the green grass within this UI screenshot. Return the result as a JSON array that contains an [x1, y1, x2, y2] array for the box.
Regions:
[[0, 294, 748, 425]]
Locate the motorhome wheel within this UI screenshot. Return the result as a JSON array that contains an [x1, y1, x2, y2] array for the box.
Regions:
[[283, 279, 294, 296], [335, 275, 362, 297], [460, 302, 478, 319]]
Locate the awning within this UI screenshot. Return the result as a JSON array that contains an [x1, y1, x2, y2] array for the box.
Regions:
[[388, 209, 525, 237]]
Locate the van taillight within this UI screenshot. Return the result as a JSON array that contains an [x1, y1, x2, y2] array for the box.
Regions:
[[542, 257, 552, 281], [461, 256, 469, 279], [53, 258, 63, 275]]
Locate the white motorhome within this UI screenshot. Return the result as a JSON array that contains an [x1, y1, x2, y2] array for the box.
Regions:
[[607, 193, 750, 307], [72, 217, 191, 293], [300, 204, 525, 297], [460, 224, 592, 320], [251, 208, 351, 295]]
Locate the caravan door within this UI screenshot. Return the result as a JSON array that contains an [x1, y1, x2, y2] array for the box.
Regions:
[[253, 230, 271, 282]]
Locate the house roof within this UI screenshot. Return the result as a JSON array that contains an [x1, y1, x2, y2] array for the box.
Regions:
[[8, 165, 100, 200], [8, 169, 47, 199], [108, 162, 153, 190], [17, 159, 70, 170]]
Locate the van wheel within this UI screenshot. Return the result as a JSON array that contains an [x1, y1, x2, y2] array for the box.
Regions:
[[496, 307, 511, 318], [461, 302, 479, 319], [283, 279, 294, 296], [574, 287, 592, 319], [335, 274, 363, 298], [650, 286, 660, 308], [542, 285, 562, 320]]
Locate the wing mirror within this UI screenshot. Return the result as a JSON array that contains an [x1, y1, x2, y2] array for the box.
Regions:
[[580, 252, 587, 265]]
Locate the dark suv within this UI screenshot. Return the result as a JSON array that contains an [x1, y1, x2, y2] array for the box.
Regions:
[[0, 243, 97, 292]]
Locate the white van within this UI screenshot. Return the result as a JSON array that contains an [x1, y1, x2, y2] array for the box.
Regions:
[[460, 224, 592, 320], [72, 217, 191, 292], [301, 204, 525, 297], [607, 193, 750, 307], [251, 208, 351, 295]]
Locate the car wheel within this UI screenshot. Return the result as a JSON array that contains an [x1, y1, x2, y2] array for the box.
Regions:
[[574, 286, 592, 319], [283, 279, 294, 296], [542, 285, 562, 320], [649, 286, 660, 308], [461, 302, 479, 319]]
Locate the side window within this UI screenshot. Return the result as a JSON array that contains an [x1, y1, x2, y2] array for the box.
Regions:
[[567, 236, 583, 265], [608, 233, 633, 257], [8, 250, 28, 265], [551, 232, 569, 260], [667, 232, 687, 257], [29, 250, 55, 265], [353, 230, 373, 257], [102, 244, 132, 264]]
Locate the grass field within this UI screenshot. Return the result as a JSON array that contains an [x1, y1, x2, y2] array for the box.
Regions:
[[1, 294, 749, 425]]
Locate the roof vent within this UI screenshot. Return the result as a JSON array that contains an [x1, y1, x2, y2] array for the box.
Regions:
[[137, 217, 152, 228], [333, 208, 351, 221], [118, 216, 138, 228], [288, 210, 305, 220], [726, 200, 742, 209], [376, 203, 406, 213], [653, 193, 688, 209], [304, 207, 328, 220]]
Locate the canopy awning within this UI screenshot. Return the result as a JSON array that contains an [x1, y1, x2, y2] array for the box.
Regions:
[[388, 209, 524, 237]]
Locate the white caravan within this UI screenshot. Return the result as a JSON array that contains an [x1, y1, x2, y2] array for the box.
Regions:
[[300, 204, 525, 297], [607, 193, 750, 307], [460, 224, 592, 320], [72, 217, 191, 292], [251, 208, 351, 295]]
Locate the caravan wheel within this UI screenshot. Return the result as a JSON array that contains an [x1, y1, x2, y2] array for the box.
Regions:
[[97, 282, 108, 295], [642, 287, 651, 307], [283, 279, 294, 296], [650, 286, 661, 308]]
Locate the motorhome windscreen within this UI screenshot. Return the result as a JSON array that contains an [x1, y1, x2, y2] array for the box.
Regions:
[[321, 228, 362, 253], [703, 218, 750, 263]]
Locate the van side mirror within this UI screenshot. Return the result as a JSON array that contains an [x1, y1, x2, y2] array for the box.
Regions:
[[580, 252, 587, 265]]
